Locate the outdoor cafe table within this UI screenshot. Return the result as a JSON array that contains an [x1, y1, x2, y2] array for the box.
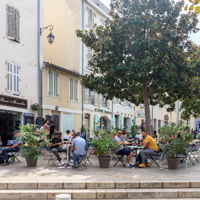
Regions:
[[62, 144, 72, 164]]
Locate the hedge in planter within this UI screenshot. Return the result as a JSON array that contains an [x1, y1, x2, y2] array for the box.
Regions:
[[158, 123, 193, 169], [19, 124, 49, 167], [91, 129, 118, 168]]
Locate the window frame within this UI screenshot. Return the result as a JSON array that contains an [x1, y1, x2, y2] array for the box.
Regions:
[[48, 70, 59, 98], [6, 60, 20, 94], [69, 77, 78, 102]]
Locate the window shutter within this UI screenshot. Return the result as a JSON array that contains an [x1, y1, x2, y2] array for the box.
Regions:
[[75, 79, 78, 101], [98, 94, 102, 107], [113, 97, 116, 103], [70, 78, 73, 100], [93, 13, 96, 25], [7, 5, 15, 39], [84, 88, 88, 104], [86, 7, 88, 28], [94, 92, 98, 106], [13, 64, 17, 92], [107, 100, 111, 110], [15, 9, 20, 42], [54, 73, 58, 97], [88, 9, 92, 29], [49, 71, 53, 96]]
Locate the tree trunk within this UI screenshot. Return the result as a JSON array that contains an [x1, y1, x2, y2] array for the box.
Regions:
[[142, 80, 151, 134]]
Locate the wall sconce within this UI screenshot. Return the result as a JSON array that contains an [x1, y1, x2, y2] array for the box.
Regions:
[[55, 106, 59, 111]]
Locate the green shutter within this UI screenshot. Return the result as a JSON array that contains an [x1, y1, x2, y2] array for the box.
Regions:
[[120, 116, 124, 129], [94, 114, 100, 131], [130, 118, 134, 128], [110, 118, 116, 131]]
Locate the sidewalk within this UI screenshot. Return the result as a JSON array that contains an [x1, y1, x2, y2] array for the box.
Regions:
[[0, 155, 199, 182]]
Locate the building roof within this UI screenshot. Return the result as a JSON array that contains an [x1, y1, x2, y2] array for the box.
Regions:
[[44, 61, 81, 77]]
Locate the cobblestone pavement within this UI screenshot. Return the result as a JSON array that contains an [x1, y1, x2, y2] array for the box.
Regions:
[[0, 154, 199, 182]]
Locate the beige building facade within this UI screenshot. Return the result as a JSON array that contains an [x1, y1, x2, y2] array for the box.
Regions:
[[42, 62, 82, 134], [43, 0, 196, 137], [0, 0, 43, 145]]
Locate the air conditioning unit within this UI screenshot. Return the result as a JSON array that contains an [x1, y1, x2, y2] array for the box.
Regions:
[[140, 104, 144, 108]]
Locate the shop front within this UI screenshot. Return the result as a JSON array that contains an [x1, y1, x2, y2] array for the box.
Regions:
[[0, 94, 28, 145]]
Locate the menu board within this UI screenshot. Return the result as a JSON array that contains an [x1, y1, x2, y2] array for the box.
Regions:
[[36, 117, 44, 126]]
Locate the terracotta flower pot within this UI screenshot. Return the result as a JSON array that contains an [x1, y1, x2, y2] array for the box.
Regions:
[[26, 157, 38, 167], [167, 157, 180, 169], [98, 156, 111, 168]]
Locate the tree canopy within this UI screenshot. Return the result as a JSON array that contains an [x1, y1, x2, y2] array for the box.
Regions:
[[76, 0, 199, 131], [181, 44, 200, 120]]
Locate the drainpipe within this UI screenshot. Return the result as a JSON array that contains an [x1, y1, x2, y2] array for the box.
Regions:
[[37, 0, 42, 117], [81, 0, 85, 124], [112, 99, 114, 118], [152, 105, 153, 126]]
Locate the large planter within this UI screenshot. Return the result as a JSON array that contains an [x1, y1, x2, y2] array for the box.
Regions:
[[26, 157, 38, 167], [98, 156, 111, 168], [167, 157, 180, 169]]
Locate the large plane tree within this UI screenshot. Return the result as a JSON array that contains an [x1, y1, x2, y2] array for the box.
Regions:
[[76, 0, 199, 132]]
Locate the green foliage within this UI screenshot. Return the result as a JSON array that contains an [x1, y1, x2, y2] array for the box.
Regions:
[[19, 124, 49, 160], [130, 121, 138, 137], [159, 123, 193, 157], [91, 129, 118, 156], [80, 124, 86, 133], [180, 45, 200, 120], [76, 0, 199, 130]]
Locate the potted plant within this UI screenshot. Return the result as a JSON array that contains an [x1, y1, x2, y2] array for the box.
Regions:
[[19, 124, 49, 167], [91, 129, 118, 168], [159, 123, 193, 169], [31, 103, 41, 111], [130, 121, 138, 138]]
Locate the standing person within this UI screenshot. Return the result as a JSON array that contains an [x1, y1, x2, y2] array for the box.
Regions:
[[50, 132, 69, 166], [71, 132, 86, 168], [114, 130, 133, 168], [138, 129, 158, 168], [43, 120, 50, 139], [49, 121, 56, 139]]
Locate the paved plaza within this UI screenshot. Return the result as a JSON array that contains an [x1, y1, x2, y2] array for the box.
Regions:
[[1, 154, 200, 182]]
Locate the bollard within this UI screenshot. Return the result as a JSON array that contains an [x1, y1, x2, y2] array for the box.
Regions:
[[56, 194, 71, 200]]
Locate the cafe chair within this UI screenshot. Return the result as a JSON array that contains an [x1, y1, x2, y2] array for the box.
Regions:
[[83, 143, 93, 165], [146, 152, 162, 168], [73, 155, 87, 170], [113, 152, 126, 167], [45, 147, 61, 165], [8, 148, 21, 163]]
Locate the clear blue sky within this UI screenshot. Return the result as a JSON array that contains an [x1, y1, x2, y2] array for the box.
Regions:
[[100, 0, 200, 45]]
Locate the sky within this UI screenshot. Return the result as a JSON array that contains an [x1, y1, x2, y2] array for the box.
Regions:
[[100, 0, 200, 45]]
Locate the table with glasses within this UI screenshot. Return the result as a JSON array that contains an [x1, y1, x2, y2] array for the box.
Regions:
[[127, 145, 144, 166]]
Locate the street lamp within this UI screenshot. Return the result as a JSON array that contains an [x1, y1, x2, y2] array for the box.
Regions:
[[40, 25, 55, 45]]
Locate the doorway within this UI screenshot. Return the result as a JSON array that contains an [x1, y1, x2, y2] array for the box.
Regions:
[[84, 114, 90, 138], [0, 111, 21, 146]]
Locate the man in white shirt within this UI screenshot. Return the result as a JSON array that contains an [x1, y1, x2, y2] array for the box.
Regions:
[[114, 130, 133, 168], [71, 132, 86, 168]]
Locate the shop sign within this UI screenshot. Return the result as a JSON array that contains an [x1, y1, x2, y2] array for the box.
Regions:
[[0, 95, 27, 109], [164, 114, 169, 122], [96, 108, 111, 114]]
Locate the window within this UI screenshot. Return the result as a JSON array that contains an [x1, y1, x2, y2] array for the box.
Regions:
[[86, 7, 96, 29], [70, 78, 78, 102], [49, 71, 59, 97], [86, 47, 94, 70], [7, 61, 19, 94], [6, 5, 20, 42], [116, 98, 121, 104]]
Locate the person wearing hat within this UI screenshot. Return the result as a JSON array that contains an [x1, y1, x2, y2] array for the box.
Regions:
[[1, 130, 22, 166]]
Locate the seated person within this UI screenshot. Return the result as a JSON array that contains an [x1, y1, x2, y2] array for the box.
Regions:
[[135, 131, 142, 140], [153, 131, 158, 140], [114, 130, 133, 168], [64, 130, 72, 141], [120, 130, 128, 141], [1, 130, 22, 166], [50, 132, 69, 166], [92, 131, 100, 139], [71, 132, 86, 168], [138, 129, 158, 168]]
